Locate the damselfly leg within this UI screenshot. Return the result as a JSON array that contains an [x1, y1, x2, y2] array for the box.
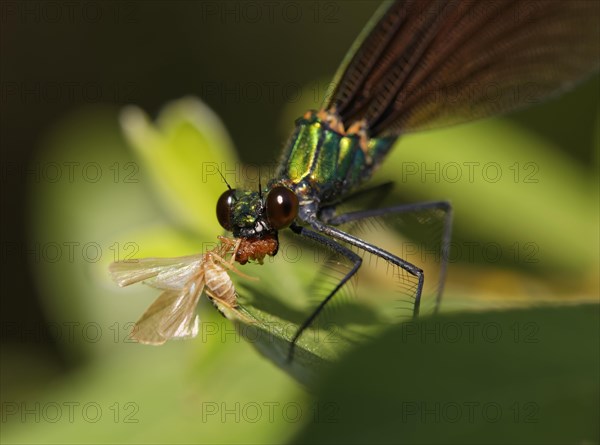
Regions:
[[288, 223, 362, 362], [287, 200, 452, 362], [324, 200, 453, 312]]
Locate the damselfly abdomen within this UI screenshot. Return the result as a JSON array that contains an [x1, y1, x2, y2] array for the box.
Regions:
[[215, 0, 599, 361]]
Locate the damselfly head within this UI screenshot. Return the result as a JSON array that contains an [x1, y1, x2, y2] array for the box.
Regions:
[[216, 185, 298, 239]]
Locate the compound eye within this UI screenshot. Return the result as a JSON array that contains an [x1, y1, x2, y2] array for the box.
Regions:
[[216, 189, 236, 231], [266, 186, 298, 230]]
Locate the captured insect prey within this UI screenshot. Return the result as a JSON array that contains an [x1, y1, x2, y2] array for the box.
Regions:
[[109, 237, 261, 345], [111, 0, 599, 362]]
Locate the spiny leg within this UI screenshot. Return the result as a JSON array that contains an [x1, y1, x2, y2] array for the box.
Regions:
[[288, 223, 362, 363], [310, 219, 425, 316], [322, 200, 453, 313]]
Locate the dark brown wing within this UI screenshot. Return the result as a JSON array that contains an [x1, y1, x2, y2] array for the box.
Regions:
[[324, 0, 600, 137]]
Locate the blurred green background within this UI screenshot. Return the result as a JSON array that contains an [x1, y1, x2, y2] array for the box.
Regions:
[[1, 1, 598, 444]]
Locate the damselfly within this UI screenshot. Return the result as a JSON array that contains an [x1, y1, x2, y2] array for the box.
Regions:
[[213, 0, 599, 361]]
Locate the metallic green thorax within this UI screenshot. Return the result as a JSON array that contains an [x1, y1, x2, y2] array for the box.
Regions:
[[275, 110, 396, 203], [228, 109, 397, 239]]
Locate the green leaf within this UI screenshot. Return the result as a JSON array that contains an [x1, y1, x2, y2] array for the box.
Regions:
[[1, 333, 306, 444], [28, 100, 239, 362], [293, 305, 600, 444]]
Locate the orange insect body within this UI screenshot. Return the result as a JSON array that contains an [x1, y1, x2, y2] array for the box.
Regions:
[[227, 234, 278, 265]]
